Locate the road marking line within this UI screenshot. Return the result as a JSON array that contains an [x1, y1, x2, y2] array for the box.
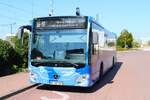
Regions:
[[40, 96, 50, 100], [40, 91, 70, 100]]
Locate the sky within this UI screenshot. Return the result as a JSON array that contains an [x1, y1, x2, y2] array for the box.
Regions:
[[0, 0, 150, 40]]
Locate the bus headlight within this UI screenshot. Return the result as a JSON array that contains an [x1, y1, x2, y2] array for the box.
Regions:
[[76, 74, 89, 84]]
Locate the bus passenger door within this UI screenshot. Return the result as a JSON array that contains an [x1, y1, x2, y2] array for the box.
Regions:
[[89, 25, 99, 81]]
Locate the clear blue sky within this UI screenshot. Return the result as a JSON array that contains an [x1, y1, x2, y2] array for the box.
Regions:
[[0, 0, 150, 39]]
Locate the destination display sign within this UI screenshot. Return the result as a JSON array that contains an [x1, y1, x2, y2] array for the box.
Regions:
[[35, 17, 87, 29]]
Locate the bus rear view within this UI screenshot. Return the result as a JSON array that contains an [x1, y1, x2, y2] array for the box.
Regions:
[[29, 16, 91, 87]]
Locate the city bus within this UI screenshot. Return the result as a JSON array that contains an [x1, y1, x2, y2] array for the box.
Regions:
[[18, 16, 117, 87]]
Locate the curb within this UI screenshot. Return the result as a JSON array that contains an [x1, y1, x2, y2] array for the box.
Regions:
[[0, 84, 39, 99], [117, 49, 142, 53]]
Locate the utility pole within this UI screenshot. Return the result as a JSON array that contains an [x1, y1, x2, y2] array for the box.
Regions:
[[0, 23, 16, 34], [31, 0, 34, 18], [49, 0, 54, 16], [10, 23, 16, 34]]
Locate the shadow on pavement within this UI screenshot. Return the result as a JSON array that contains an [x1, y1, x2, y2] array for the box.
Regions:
[[37, 62, 122, 93]]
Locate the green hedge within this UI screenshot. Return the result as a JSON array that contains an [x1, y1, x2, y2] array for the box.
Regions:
[[0, 39, 22, 76]]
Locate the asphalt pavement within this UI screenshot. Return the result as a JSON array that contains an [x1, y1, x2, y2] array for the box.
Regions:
[[1, 51, 150, 100]]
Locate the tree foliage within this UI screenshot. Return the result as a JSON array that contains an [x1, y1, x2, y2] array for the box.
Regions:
[[11, 32, 29, 68], [132, 40, 141, 48], [0, 39, 21, 69], [0, 32, 29, 76], [117, 29, 134, 48], [148, 40, 150, 46]]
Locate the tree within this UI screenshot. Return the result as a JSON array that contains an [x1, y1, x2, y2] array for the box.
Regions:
[[148, 40, 150, 46], [0, 39, 21, 75], [117, 29, 134, 48], [11, 32, 29, 68], [132, 40, 141, 48]]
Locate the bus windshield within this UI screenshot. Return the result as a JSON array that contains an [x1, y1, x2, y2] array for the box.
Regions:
[[31, 29, 87, 68]]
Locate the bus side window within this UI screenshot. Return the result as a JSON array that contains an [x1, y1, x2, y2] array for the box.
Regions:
[[92, 30, 99, 55]]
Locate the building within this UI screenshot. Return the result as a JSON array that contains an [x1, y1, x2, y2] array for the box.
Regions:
[[140, 37, 150, 47]]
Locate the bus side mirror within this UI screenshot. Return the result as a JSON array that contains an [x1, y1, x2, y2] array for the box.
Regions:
[[17, 25, 32, 45]]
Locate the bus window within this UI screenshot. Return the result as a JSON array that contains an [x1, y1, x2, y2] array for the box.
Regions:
[[92, 23, 99, 55]]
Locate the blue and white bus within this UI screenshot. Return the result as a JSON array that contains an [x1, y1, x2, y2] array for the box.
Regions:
[[18, 16, 116, 87]]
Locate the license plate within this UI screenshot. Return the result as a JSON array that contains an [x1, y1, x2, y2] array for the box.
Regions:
[[50, 81, 63, 85]]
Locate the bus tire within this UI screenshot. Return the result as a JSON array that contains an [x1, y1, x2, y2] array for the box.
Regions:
[[99, 63, 103, 81]]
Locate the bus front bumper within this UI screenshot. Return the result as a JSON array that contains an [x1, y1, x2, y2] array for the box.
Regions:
[[29, 72, 91, 87]]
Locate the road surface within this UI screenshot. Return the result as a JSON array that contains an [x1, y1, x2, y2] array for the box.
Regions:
[[6, 51, 150, 100]]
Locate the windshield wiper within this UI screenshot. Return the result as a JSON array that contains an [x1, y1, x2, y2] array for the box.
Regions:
[[31, 61, 49, 67], [31, 60, 83, 68], [31, 59, 55, 67], [62, 61, 80, 68]]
